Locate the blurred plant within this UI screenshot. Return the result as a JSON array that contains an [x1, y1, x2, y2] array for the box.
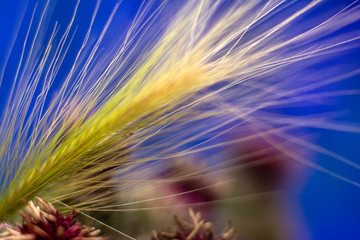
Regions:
[[218, 128, 305, 240], [110, 158, 228, 238]]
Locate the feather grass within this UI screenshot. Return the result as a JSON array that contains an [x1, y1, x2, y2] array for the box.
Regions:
[[0, 0, 360, 226]]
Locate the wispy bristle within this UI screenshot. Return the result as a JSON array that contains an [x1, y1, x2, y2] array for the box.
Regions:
[[0, 0, 359, 226]]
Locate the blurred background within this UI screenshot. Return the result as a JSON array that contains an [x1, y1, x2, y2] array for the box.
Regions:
[[1, 0, 360, 239]]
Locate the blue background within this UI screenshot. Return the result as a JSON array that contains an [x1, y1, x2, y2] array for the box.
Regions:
[[1, 1, 360, 239]]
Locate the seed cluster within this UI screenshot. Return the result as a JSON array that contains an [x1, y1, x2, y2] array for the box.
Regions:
[[0, 197, 104, 240], [152, 209, 236, 240]]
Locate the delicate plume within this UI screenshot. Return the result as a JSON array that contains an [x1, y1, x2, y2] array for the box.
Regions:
[[0, 0, 359, 234]]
